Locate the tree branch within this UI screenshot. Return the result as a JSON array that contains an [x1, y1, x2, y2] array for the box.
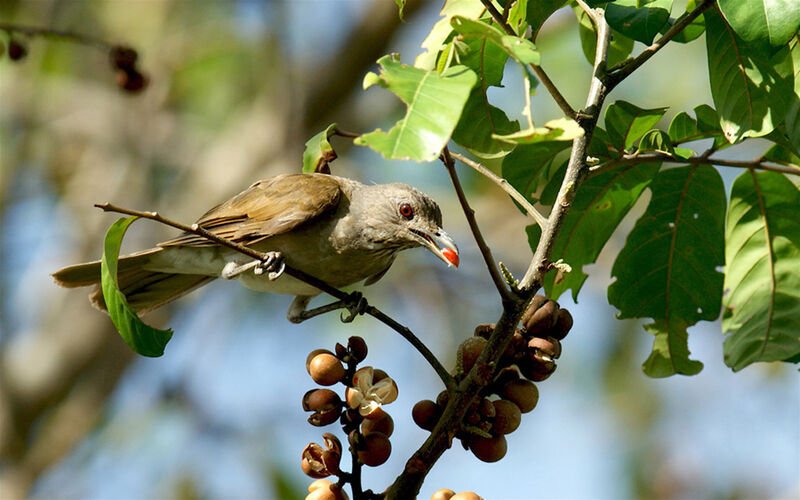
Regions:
[[589, 151, 800, 177], [448, 151, 548, 228], [479, 0, 577, 119], [0, 23, 114, 50], [605, 0, 715, 90], [93, 203, 455, 390], [440, 148, 514, 303]]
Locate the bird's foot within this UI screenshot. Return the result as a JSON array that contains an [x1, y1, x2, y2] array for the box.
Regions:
[[221, 252, 284, 280], [340, 291, 368, 323]]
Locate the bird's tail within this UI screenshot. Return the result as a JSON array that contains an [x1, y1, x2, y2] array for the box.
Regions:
[[52, 248, 214, 313]]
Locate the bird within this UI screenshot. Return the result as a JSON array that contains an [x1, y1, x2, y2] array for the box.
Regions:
[[52, 173, 459, 323]]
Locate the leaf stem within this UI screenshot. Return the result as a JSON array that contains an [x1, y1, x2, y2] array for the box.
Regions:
[[440, 148, 516, 303], [448, 151, 548, 228], [93, 203, 455, 390], [589, 152, 800, 177]]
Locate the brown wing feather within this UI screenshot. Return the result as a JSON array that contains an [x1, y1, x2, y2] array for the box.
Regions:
[[160, 174, 342, 247]]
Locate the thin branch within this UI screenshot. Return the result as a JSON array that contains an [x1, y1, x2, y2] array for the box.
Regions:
[[574, 0, 602, 25], [93, 203, 455, 390], [606, 0, 715, 90], [448, 151, 548, 229], [589, 152, 800, 177], [0, 23, 113, 50], [479, 0, 577, 119], [440, 148, 515, 303]]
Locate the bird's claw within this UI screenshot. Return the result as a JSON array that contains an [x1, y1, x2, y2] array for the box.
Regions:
[[253, 252, 285, 280], [339, 292, 368, 323]]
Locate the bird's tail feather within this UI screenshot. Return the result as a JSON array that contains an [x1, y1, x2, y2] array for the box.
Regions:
[[52, 248, 214, 313]]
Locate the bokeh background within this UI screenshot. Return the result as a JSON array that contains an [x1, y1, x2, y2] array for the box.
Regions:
[[1, 1, 798, 499]]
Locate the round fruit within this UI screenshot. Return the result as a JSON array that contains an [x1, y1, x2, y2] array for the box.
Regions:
[[457, 337, 487, 373], [467, 434, 507, 463], [412, 400, 440, 431], [491, 399, 521, 435], [500, 379, 539, 413], [362, 412, 394, 437], [357, 432, 392, 466], [308, 353, 345, 386]]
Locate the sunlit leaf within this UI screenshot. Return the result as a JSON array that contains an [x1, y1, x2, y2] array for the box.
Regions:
[[493, 118, 584, 144], [722, 171, 800, 371], [606, 0, 673, 45], [415, 0, 485, 69], [706, 8, 792, 143], [302, 123, 337, 173], [356, 55, 477, 162], [101, 217, 173, 357], [450, 16, 541, 67], [717, 0, 800, 52], [608, 166, 726, 377], [605, 100, 668, 150], [453, 90, 520, 159], [543, 162, 661, 301]]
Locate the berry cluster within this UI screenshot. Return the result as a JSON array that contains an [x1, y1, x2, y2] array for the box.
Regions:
[[109, 45, 148, 93], [3, 38, 28, 61], [301, 336, 398, 499], [412, 295, 572, 463]]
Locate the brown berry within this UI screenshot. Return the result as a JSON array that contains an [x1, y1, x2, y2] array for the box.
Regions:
[[430, 489, 456, 500], [303, 389, 342, 412], [361, 412, 394, 437], [473, 324, 494, 339], [412, 400, 440, 431], [552, 308, 573, 340], [8, 39, 27, 61], [115, 68, 148, 93], [467, 434, 507, 463], [308, 353, 345, 386], [348, 336, 368, 362], [457, 336, 487, 373], [109, 45, 138, 69], [357, 432, 392, 467], [521, 298, 559, 335], [335, 342, 348, 359], [301, 439, 341, 479], [436, 390, 449, 408], [491, 399, 521, 435], [520, 295, 547, 327], [500, 379, 539, 413], [528, 337, 562, 359], [478, 398, 495, 420], [519, 357, 556, 382], [501, 331, 526, 366], [306, 479, 348, 500], [452, 493, 483, 500], [307, 349, 334, 370]]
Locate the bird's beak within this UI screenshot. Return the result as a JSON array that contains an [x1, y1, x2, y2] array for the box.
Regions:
[[412, 228, 460, 268]]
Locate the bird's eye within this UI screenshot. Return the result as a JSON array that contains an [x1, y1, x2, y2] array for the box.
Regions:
[[399, 202, 414, 219]]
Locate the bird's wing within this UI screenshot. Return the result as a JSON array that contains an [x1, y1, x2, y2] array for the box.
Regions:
[[363, 257, 395, 286], [160, 174, 342, 247]]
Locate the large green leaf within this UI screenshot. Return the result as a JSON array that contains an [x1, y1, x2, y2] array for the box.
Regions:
[[502, 141, 572, 207], [356, 55, 477, 162], [608, 166, 726, 377], [453, 30, 509, 87], [101, 217, 173, 357], [606, 0, 673, 45], [543, 162, 661, 301], [450, 16, 541, 68], [415, 0, 485, 69], [453, 90, 520, 159], [302, 123, 337, 173], [576, 6, 635, 68], [605, 100, 669, 150], [722, 171, 800, 371], [705, 8, 793, 144], [717, 0, 800, 52], [775, 37, 800, 154]]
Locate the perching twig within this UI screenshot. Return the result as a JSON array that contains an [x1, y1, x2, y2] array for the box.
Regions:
[[588, 152, 800, 177], [94, 202, 455, 390], [478, 0, 577, 119], [0, 23, 113, 50], [448, 151, 549, 229], [440, 148, 516, 303]]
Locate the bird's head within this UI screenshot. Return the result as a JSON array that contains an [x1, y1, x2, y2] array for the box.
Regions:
[[359, 183, 459, 268]]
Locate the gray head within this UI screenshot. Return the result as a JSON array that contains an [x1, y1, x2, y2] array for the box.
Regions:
[[354, 182, 459, 267]]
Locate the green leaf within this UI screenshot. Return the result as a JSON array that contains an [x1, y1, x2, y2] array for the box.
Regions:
[[606, 0, 673, 45], [775, 37, 800, 153], [302, 123, 337, 173], [705, 8, 793, 143], [453, 90, 520, 159], [668, 104, 729, 148], [502, 142, 572, 207], [450, 16, 541, 67], [543, 162, 661, 301], [526, 0, 569, 39], [356, 55, 477, 162], [637, 129, 674, 154], [395, 0, 406, 19], [664, 0, 706, 43], [587, 126, 618, 159], [576, 6, 635, 68], [492, 117, 584, 145], [454, 30, 509, 87], [101, 217, 173, 357], [415, 0, 485, 70], [722, 171, 800, 371], [717, 0, 800, 52], [608, 165, 727, 377], [605, 100, 669, 150]]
